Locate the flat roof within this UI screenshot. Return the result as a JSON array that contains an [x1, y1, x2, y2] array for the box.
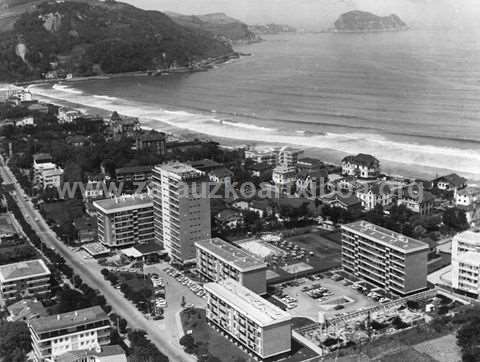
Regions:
[[30, 306, 108, 334], [82, 242, 110, 256], [342, 221, 428, 253], [93, 194, 153, 214], [195, 238, 266, 272], [115, 165, 153, 175], [204, 279, 291, 327], [155, 162, 205, 179], [0, 259, 50, 283]]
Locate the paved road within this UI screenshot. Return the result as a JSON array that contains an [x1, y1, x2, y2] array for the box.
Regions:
[[0, 156, 193, 362]]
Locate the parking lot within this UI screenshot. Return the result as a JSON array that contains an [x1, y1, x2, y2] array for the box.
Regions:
[[272, 273, 380, 320]]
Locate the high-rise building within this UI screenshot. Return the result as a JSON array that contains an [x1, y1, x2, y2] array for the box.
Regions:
[[0, 259, 51, 304], [152, 162, 211, 264], [451, 230, 480, 296], [341, 221, 429, 296], [29, 306, 111, 362], [93, 194, 154, 247], [204, 279, 292, 360], [195, 238, 267, 295], [277, 146, 304, 168]]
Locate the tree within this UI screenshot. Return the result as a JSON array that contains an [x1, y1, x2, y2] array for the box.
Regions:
[[0, 321, 31, 362], [443, 208, 469, 231]]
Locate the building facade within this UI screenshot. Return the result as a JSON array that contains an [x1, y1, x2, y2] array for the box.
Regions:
[[33, 162, 64, 190], [195, 238, 267, 295], [29, 306, 111, 362], [204, 279, 291, 360], [455, 186, 480, 207], [93, 194, 154, 247], [277, 146, 304, 168], [152, 163, 211, 264], [272, 165, 296, 194], [135, 131, 166, 155], [0, 259, 51, 304], [341, 154, 380, 179], [451, 230, 480, 296], [341, 221, 429, 296]]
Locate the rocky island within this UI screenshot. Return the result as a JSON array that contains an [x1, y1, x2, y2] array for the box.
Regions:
[[333, 10, 408, 33]]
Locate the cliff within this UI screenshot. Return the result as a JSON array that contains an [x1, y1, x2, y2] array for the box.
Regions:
[[334, 11, 407, 32], [0, 1, 234, 81], [166, 12, 261, 45]]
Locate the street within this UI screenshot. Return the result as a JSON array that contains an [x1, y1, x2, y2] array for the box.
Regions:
[[0, 156, 194, 362]]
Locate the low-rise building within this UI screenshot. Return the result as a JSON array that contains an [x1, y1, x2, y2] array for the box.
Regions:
[[115, 165, 153, 184], [94, 194, 154, 247], [33, 162, 64, 190], [196, 238, 267, 295], [341, 221, 429, 296], [208, 167, 234, 185], [322, 192, 363, 214], [57, 108, 82, 124], [29, 306, 111, 362], [295, 169, 328, 198], [73, 216, 97, 244], [110, 113, 140, 139], [215, 209, 244, 229], [204, 279, 292, 360], [233, 199, 273, 218], [188, 158, 224, 173], [397, 186, 434, 216], [135, 131, 166, 155], [0, 259, 51, 304], [245, 149, 278, 166], [7, 299, 48, 322], [356, 182, 393, 211], [342, 153, 380, 179], [55, 345, 127, 362], [434, 173, 467, 192], [296, 157, 324, 173], [455, 186, 480, 207], [248, 162, 273, 179]]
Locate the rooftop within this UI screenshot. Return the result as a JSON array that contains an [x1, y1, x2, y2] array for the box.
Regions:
[[195, 238, 266, 272], [155, 162, 205, 180], [204, 279, 291, 327], [0, 259, 50, 283], [56, 345, 126, 362], [457, 186, 480, 196], [342, 153, 379, 168], [33, 153, 52, 163], [342, 221, 429, 253], [93, 194, 153, 214], [30, 306, 109, 334], [436, 173, 467, 188], [115, 165, 153, 175], [8, 299, 47, 321], [453, 230, 480, 247], [188, 158, 223, 171]]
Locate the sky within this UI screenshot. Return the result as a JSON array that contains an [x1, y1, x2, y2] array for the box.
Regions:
[[124, 0, 480, 30]]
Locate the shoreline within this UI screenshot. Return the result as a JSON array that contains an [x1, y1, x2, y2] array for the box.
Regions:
[[28, 86, 480, 183]]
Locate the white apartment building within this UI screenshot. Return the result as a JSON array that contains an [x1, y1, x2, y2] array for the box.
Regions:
[[93, 194, 154, 247], [245, 149, 278, 166], [29, 306, 111, 362], [342, 221, 429, 296], [204, 279, 292, 360], [33, 162, 64, 189], [451, 230, 480, 296], [277, 146, 304, 168], [341, 154, 380, 179], [0, 259, 51, 304], [152, 163, 211, 264], [195, 238, 267, 295]]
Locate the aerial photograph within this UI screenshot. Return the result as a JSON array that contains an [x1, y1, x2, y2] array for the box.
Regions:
[[0, 0, 479, 361]]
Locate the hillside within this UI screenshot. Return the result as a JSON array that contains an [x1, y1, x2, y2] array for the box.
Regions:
[[166, 12, 261, 44], [0, 0, 234, 81], [249, 24, 296, 35], [334, 11, 407, 32]]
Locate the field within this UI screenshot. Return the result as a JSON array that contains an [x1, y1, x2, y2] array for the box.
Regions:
[[268, 231, 342, 283]]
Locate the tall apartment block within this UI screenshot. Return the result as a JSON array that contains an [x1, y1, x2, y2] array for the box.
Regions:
[[93, 194, 154, 247], [152, 162, 211, 264], [341, 221, 429, 296], [204, 279, 291, 360], [451, 230, 480, 296], [29, 306, 110, 362], [195, 238, 267, 295], [0, 259, 51, 304]]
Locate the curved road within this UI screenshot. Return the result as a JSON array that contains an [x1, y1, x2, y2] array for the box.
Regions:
[[0, 156, 193, 362]]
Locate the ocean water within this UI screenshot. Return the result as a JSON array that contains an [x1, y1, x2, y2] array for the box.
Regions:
[[29, 31, 480, 180]]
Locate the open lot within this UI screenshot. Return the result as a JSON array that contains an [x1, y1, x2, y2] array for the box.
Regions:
[[265, 231, 342, 283], [273, 276, 379, 320]]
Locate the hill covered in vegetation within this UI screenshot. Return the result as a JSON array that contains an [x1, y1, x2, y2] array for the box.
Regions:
[[334, 11, 407, 32], [0, 0, 234, 81]]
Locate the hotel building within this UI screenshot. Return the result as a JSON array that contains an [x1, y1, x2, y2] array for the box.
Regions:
[[195, 238, 267, 295], [204, 279, 291, 360], [93, 194, 154, 247], [152, 162, 211, 264], [341, 221, 429, 296], [33, 162, 64, 190], [0, 259, 51, 304], [451, 230, 480, 296], [29, 306, 111, 362]]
